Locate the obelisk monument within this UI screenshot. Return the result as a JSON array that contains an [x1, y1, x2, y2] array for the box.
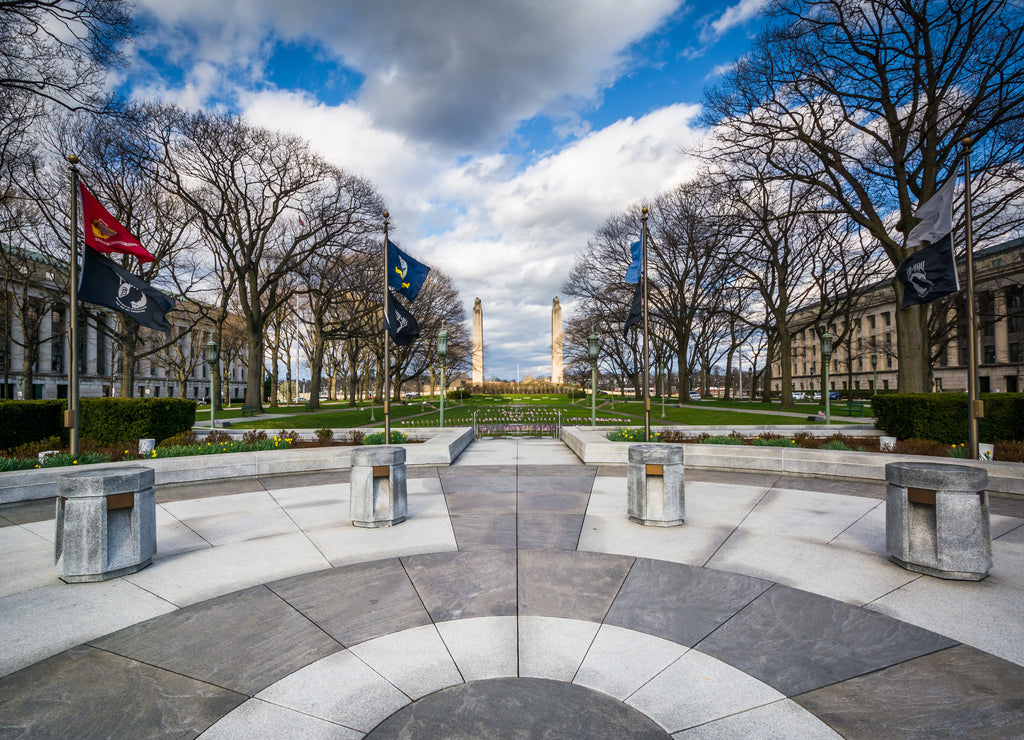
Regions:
[[472, 297, 484, 385], [551, 297, 563, 384]]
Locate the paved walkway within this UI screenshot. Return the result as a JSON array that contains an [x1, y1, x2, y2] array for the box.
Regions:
[[1, 439, 1023, 738]]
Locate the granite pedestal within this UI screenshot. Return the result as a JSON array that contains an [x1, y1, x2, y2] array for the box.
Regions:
[[885, 461, 991, 580], [54, 466, 157, 583], [350, 446, 407, 528], [627, 444, 685, 526]]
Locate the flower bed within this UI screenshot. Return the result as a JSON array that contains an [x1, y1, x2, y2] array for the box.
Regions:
[[605, 428, 1024, 463]]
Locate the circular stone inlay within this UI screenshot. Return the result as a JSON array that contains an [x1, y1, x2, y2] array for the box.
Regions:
[[366, 677, 669, 739]]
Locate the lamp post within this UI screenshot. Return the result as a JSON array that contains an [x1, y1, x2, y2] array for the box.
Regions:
[[437, 328, 448, 428], [821, 331, 833, 424], [871, 353, 878, 397], [588, 332, 599, 427], [205, 340, 218, 429], [369, 366, 376, 423]]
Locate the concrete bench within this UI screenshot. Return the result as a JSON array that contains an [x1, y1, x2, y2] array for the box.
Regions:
[[55, 466, 157, 583], [885, 461, 991, 580]]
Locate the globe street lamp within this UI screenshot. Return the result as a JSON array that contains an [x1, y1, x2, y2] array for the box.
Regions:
[[437, 328, 448, 428], [871, 353, 878, 396], [821, 330, 833, 425], [205, 340, 218, 429], [588, 332, 600, 426]]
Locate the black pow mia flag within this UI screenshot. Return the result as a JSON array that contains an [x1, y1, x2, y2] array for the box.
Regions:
[[79, 245, 175, 333], [386, 291, 421, 347], [895, 233, 960, 308]]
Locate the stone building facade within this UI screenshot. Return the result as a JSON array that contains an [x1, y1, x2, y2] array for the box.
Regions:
[[772, 237, 1024, 396], [1, 245, 247, 402]]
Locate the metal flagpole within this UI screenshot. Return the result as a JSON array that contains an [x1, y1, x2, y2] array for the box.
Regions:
[[383, 210, 391, 444], [962, 138, 981, 459], [642, 206, 651, 442], [68, 155, 81, 456]]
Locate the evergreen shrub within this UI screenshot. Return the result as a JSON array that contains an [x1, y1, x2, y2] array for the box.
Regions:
[[80, 398, 196, 444], [0, 400, 66, 450], [873, 393, 1024, 443]]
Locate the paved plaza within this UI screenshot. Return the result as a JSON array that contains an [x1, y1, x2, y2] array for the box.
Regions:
[[1, 439, 1023, 738]]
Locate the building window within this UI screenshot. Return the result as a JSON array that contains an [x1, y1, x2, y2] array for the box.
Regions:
[[1011, 343, 1022, 362], [984, 346, 996, 364], [51, 307, 65, 373], [886, 356, 893, 369], [1010, 316, 1022, 334], [95, 323, 107, 376], [882, 312, 891, 327], [855, 380, 860, 389], [868, 315, 876, 331], [935, 378, 943, 391], [883, 379, 890, 390]]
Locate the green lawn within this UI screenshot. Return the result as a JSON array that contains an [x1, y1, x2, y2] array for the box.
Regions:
[[219, 393, 857, 430]]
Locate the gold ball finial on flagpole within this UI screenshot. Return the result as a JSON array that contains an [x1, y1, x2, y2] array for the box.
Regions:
[[68, 154, 79, 165], [383, 210, 389, 219], [962, 136, 973, 147], [642, 206, 648, 215]]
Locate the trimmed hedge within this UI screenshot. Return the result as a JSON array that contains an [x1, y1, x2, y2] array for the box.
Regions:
[[80, 398, 197, 444], [0, 400, 66, 450], [873, 393, 1024, 444]]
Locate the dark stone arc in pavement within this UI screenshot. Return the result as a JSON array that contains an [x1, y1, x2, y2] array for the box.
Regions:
[[365, 677, 670, 739]]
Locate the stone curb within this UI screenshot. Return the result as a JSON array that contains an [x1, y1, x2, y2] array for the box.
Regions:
[[0, 427, 474, 505], [561, 426, 1024, 498]]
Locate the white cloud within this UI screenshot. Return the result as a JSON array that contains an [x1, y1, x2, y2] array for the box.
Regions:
[[702, 0, 766, 42], [132, 0, 683, 151]]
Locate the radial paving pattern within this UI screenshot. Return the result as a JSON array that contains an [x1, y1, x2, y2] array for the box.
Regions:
[[1, 439, 1023, 738]]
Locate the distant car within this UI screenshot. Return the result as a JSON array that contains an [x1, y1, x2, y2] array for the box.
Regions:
[[792, 392, 807, 400], [829, 391, 839, 400], [689, 391, 701, 401]]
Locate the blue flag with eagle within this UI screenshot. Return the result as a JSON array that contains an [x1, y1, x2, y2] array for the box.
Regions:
[[388, 239, 430, 303]]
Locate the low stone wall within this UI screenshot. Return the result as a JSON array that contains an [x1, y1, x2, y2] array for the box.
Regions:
[[0, 427, 474, 505], [562, 426, 1024, 499]]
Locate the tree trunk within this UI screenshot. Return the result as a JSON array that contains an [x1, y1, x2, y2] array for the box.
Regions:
[[896, 298, 930, 393], [245, 328, 265, 410]]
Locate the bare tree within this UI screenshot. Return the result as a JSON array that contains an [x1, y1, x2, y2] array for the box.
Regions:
[[704, 0, 1024, 391], [155, 109, 381, 411], [0, 0, 134, 111]]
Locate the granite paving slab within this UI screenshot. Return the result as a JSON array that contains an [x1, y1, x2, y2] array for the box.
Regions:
[[695, 583, 958, 696], [0, 497, 56, 526], [605, 558, 771, 646], [436, 616, 518, 680], [255, 649, 410, 733], [348, 624, 462, 700], [517, 616, 600, 682], [441, 490, 517, 513], [0, 525, 54, 597], [91, 585, 341, 695], [0, 645, 244, 738], [794, 644, 1024, 739], [268, 558, 431, 647], [199, 698, 363, 739], [159, 490, 302, 546], [448, 512, 517, 549], [402, 549, 517, 621], [516, 475, 596, 495], [516, 489, 592, 513], [518, 549, 633, 621], [671, 699, 842, 739], [364, 677, 670, 739], [516, 513, 585, 550], [573, 623, 687, 700], [625, 648, 785, 733]]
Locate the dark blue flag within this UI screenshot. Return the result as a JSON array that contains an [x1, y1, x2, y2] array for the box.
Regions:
[[624, 240, 642, 284], [622, 281, 643, 338], [79, 245, 175, 333], [386, 291, 421, 347], [895, 233, 960, 308], [388, 239, 430, 303]]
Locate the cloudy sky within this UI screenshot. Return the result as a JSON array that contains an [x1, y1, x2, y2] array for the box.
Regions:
[[120, 0, 766, 380]]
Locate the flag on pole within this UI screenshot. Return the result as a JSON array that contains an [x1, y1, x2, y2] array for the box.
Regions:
[[387, 240, 430, 302], [624, 240, 642, 284], [907, 176, 956, 247], [79, 245, 175, 332], [386, 291, 421, 346], [895, 233, 960, 307], [622, 280, 643, 337], [78, 182, 156, 263]]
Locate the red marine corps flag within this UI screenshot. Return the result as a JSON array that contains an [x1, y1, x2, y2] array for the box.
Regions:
[[78, 181, 156, 263]]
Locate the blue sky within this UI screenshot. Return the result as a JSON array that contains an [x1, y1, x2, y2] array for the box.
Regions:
[[119, 0, 766, 381]]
